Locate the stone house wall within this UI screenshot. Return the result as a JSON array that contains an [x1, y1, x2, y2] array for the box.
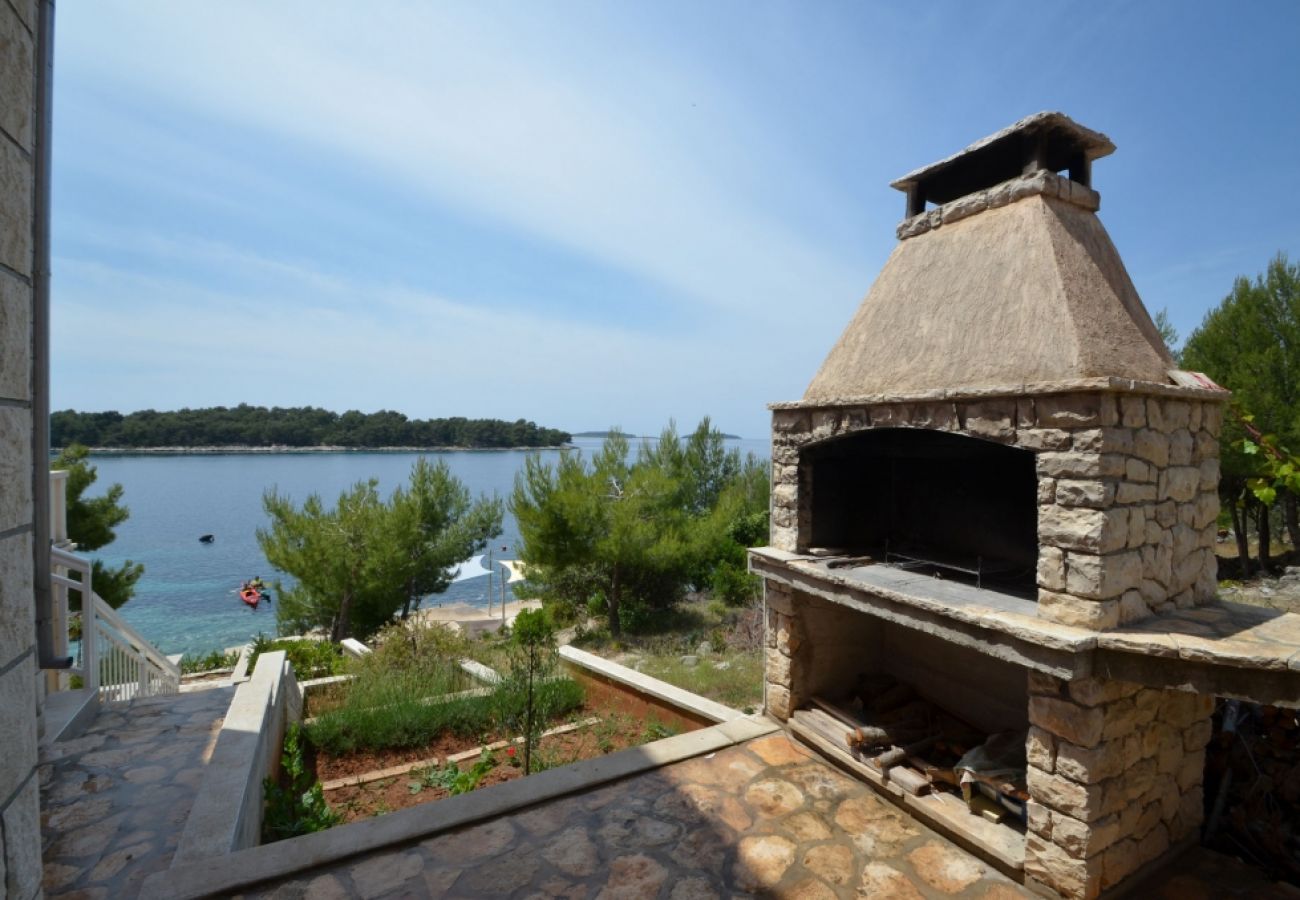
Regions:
[[770, 388, 1224, 630], [0, 0, 44, 897]]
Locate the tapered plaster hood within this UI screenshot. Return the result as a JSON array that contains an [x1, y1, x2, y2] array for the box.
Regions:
[[804, 112, 1174, 403]]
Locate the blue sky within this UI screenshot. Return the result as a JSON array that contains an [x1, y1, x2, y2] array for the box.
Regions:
[[51, 1, 1300, 438]]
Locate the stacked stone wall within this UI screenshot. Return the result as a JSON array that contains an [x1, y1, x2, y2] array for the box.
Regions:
[[762, 581, 801, 721], [770, 389, 1224, 630], [0, 1, 44, 897], [1023, 673, 1212, 898]]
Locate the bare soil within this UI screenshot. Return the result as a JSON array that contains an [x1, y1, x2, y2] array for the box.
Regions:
[[314, 674, 703, 823]]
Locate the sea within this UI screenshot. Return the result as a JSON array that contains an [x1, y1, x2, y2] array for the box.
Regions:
[[83, 437, 771, 656]]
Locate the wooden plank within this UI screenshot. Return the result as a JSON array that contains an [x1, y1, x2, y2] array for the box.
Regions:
[[787, 714, 1024, 876], [888, 765, 931, 796]]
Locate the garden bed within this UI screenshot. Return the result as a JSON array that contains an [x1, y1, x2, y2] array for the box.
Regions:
[[312, 671, 703, 822]]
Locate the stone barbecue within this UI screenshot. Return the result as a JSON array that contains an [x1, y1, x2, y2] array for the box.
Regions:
[[751, 112, 1300, 898]]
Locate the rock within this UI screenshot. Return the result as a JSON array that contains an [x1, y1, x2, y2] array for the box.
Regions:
[[743, 779, 805, 818], [598, 853, 668, 899], [679, 655, 699, 667], [802, 843, 854, 886], [695, 641, 713, 656], [733, 835, 795, 891], [712, 661, 730, 670], [349, 851, 426, 897], [859, 863, 924, 899], [907, 841, 987, 893]]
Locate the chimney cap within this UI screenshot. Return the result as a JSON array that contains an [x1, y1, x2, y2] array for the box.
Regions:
[[890, 112, 1116, 210]]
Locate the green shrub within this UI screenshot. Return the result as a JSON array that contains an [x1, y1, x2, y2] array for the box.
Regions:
[[179, 648, 239, 674], [249, 634, 344, 679], [263, 724, 339, 841]]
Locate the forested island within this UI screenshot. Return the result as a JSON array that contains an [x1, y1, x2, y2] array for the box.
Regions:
[[51, 406, 571, 450]]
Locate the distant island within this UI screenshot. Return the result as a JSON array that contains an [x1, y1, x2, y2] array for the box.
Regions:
[[52, 406, 572, 450], [572, 430, 742, 440]]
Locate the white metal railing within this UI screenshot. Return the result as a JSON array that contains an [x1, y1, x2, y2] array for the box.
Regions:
[[50, 544, 180, 703]]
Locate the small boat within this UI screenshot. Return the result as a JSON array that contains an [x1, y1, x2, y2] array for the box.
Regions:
[[239, 587, 261, 608], [199, 534, 215, 543]]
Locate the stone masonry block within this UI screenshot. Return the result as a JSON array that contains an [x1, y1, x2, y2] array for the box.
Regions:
[[1071, 428, 1132, 454], [1027, 672, 1064, 698], [764, 583, 793, 615], [1132, 430, 1169, 467], [1198, 459, 1219, 492], [1100, 838, 1140, 890], [1027, 726, 1057, 774], [1039, 505, 1129, 554], [2, 772, 41, 900], [1035, 393, 1105, 428], [1039, 590, 1119, 629], [1168, 429, 1194, 466], [1115, 482, 1157, 504], [1027, 800, 1053, 838], [1055, 739, 1132, 785], [1038, 546, 1067, 592], [1119, 590, 1150, 625], [1055, 480, 1116, 509], [0, 652, 36, 803], [1068, 676, 1140, 708], [1027, 767, 1103, 820], [0, 133, 33, 278], [765, 682, 791, 720], [0, 532, 33, 666], [1162, 402, 1191, 431], [1163, 467, 1201, 503], [1120, 396, 1146, 428], [0, 405, 32, 534], [0, 257, 30, 405], [1125, 458, 1155, 483], [1030, 696, 1106, 749], [772, 411, 809, 434], [963, 399, 1016, 441], [1026, 833, 1100, 900], [0, 5, 34, 152], [1052, 809, 1121, 859], [1038, 478, 1058, 505], [1066, 550, 1141, 600], [1017, 428, 1072, 451]]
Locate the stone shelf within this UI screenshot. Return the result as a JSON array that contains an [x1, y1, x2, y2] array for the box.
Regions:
[[750, 547, 1300, 707]]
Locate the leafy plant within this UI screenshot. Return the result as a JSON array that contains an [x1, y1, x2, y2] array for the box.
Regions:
[[263, 724, 340, 842], [248, 634, 344, 679], [179, 648, 240, 674], [492, 609, 582, 775], [408, 750, 497, 797], [641, 720, 678, 742]]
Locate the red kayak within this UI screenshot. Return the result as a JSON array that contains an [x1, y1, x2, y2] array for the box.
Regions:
[[239, 588, 261, 608]]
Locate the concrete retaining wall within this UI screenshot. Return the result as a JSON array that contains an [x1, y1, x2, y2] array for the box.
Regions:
[[173, 650, 301, 863]]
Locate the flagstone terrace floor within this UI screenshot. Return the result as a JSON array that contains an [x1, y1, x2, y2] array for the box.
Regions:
[[39, 693, 1299, 899], [39, 686, 234, 899]]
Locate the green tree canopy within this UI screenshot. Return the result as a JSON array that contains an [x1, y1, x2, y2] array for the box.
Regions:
[[259, 460, 502, 640], [51, 444, 143, 609], [511, 419, 768, 635], [1182, 252, 1300, 567]]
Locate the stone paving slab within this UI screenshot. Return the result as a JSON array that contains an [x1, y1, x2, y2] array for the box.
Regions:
[[237, 732, 1032, 899], [39, 685, 234, 899]]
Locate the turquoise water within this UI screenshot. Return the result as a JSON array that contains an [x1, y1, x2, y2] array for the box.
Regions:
[[85, 437, 769, 655]]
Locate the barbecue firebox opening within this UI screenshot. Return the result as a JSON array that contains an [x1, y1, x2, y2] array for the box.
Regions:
[[801, 429, 1038, 596]]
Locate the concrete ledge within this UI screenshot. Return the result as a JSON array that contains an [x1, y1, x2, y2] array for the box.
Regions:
[[40, 687, 98, 746], [559, 645, 746, 723], [172, 651, 300, 864], [141, 714, 778, 900], [340, 637, 370, 659], [459, 658, 500, 684]]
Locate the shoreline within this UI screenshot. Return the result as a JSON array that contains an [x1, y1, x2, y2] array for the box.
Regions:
[[57, 444, 574, 456]]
